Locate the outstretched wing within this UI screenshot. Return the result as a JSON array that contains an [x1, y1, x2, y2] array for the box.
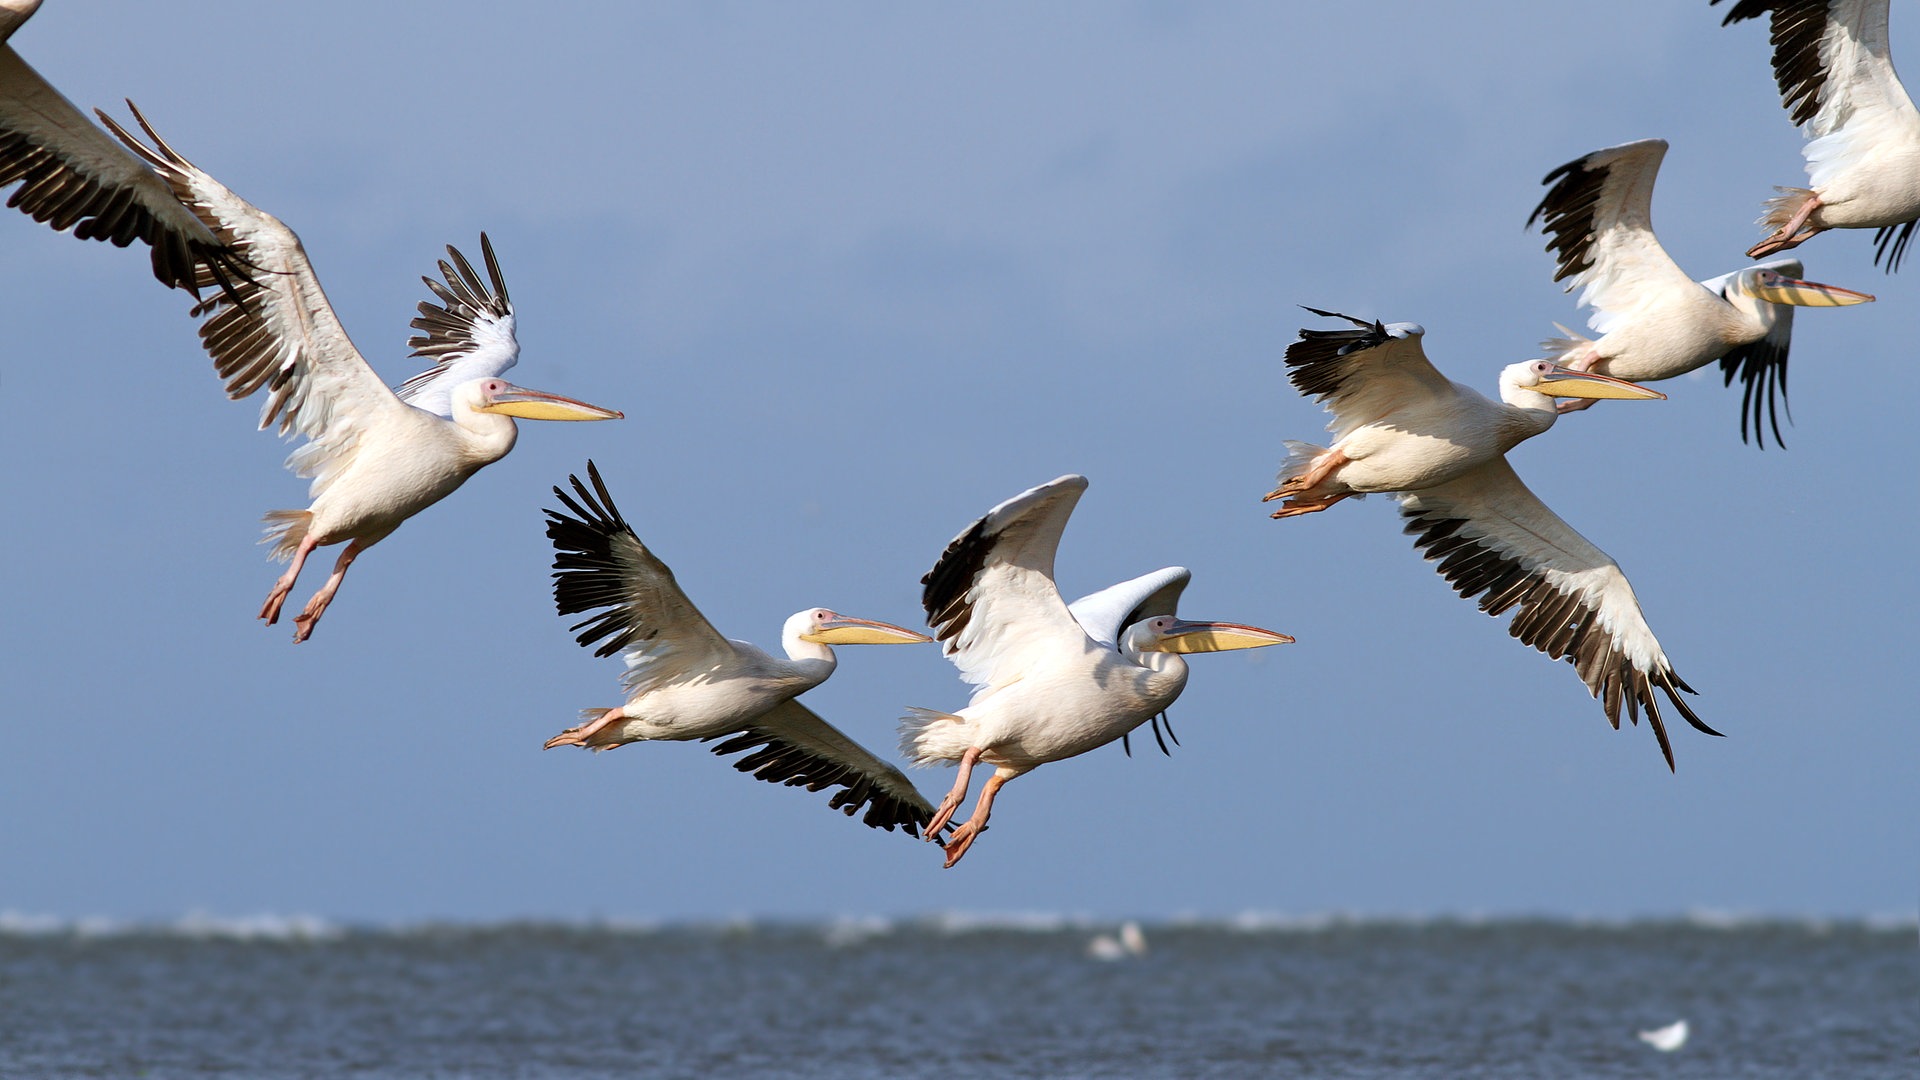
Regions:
[[395, 235, 520, 419], [922, 474, 1089, 699], [706, 698, 938, 836], [1717, 0, 1920, 266], [1397, 458, 1718, 770], [1527, 138, 1700, 337], [98, 103, 407, 500], [546, 461, 737, 698], [1286, 309, 1458, 441], [0, 44, 242, 292]]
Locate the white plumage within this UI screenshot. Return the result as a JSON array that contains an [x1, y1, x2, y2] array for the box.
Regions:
[[0, 41, 625, 641], [905, 475, 1293, 867], [1267, 310, 1720, 769], [543, 462, 941, 837], [1717, 0, 1920, 268], [1528, 137, 1872, 446]]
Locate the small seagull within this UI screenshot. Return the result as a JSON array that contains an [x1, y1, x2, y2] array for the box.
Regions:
[[1638, 1019, 1689, 1052]]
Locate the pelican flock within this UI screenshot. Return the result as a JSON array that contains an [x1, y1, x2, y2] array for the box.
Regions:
[[1715, 0, 1920, 268], [1528, 137, 1873, 445], [0, 0, 1899, 874]]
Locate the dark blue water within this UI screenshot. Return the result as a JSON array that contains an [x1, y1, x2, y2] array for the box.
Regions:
[[1, 915, 1913, 1078]]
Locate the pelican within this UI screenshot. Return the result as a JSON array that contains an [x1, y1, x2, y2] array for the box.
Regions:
[[0, 0, 243, 291], [1528, 137, 1873, 447], [1714, 0, 1920, 269], [0, 88, 624, 640], [902, 475, 1294, 868], [1264, 310, 1720, 770], [542, 462, 942, 837]]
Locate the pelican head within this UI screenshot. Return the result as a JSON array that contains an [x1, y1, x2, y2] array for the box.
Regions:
[[1128, 616, 1294, 655], [467, 378, 625, 421], [1734, 261, 1875, 308], [1509, 360, 1666, 401], [793, 609, 933, 646]]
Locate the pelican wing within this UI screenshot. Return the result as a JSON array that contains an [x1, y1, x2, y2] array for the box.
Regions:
[[1715, 0, 1912, 134], [1286, 309, 1456, 441], [1704, 258, 1800, 448], [96, 104, 411, 500], [706, 698, 937, 835], [1526, 139, 1700, 336], [922, 475, 1089, 696], [394, 235, 520, 419], [0, 49, 240, 292], [1718, 0, 1920, 266], [546, 462, 736, 698], [1067, 566, 1191, 649], [1397, 458, 1717, 770]]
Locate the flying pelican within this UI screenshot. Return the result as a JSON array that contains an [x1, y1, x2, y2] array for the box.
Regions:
[[902, 475, 1294, 868], [1264, 310, 1720, 770], [543, 462, 942, 838], [1714, 0, 1920, 269], [1528, 137, 1873, 447], [0, 90, 624, 640], [0, 0, 243, 291]]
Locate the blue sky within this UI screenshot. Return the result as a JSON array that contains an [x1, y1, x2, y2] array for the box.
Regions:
[[1, 0, 1913, 922]]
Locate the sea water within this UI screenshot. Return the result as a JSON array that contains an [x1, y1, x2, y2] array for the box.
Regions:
[[1, 913, 1913, 1078]]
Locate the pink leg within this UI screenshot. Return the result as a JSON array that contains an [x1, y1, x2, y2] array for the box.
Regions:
[[1263, 448, 1353, 518], [291, 540, 365, 643], [942, 771, 1011, 869], [260, 534, 320, 626], [925, 746, 981, 838], [1555, 397, 1599, 415], [544, 708, 625, 750], [1749, 193, 1824, 258]]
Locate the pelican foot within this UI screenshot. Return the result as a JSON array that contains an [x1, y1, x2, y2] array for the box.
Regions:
[[259, 586, 292, 626], [1555, 397, 1598, 415], [543, 708, 622, 750], [1267, 492, 1352, 519], [941, 822, 987, 868], [926, 793, 965, 838]]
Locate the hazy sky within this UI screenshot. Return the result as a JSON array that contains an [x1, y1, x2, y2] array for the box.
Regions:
[[2, 1, 1913, 923]]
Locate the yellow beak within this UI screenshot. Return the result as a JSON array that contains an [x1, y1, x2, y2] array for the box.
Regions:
[[479, 383, 625, 421], [801, 615, 933, 646], [1154, 620, 1295, 654], [1536, 366, 1667, 401], [1747, 275, 1875, 308]]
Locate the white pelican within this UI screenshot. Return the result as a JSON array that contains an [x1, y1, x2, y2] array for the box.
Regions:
[[0, 94, 624, 641], [0, 0, 243, 291], [1528, 137, 1873, 447], [902, 475, 1294, 868], [1715, 0, 1920, 269], [1264, 310, 1720, 770], [543, 462, 942, 838]]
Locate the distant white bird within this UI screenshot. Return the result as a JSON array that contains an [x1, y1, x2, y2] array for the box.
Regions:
[[0, 89, 625, 640], [1088, 920, 1149, 960], [1715, 0, 1920, 269], [903, 475, 1294, 867], [1266, 310, 1720, 769], [1528, 137, 1873, 446], [1638, 1019, 1690, 1052], [543, 462, 942, 837]]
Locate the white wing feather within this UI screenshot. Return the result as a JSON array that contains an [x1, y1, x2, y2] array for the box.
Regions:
[[921, 475, 1090, 700]]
